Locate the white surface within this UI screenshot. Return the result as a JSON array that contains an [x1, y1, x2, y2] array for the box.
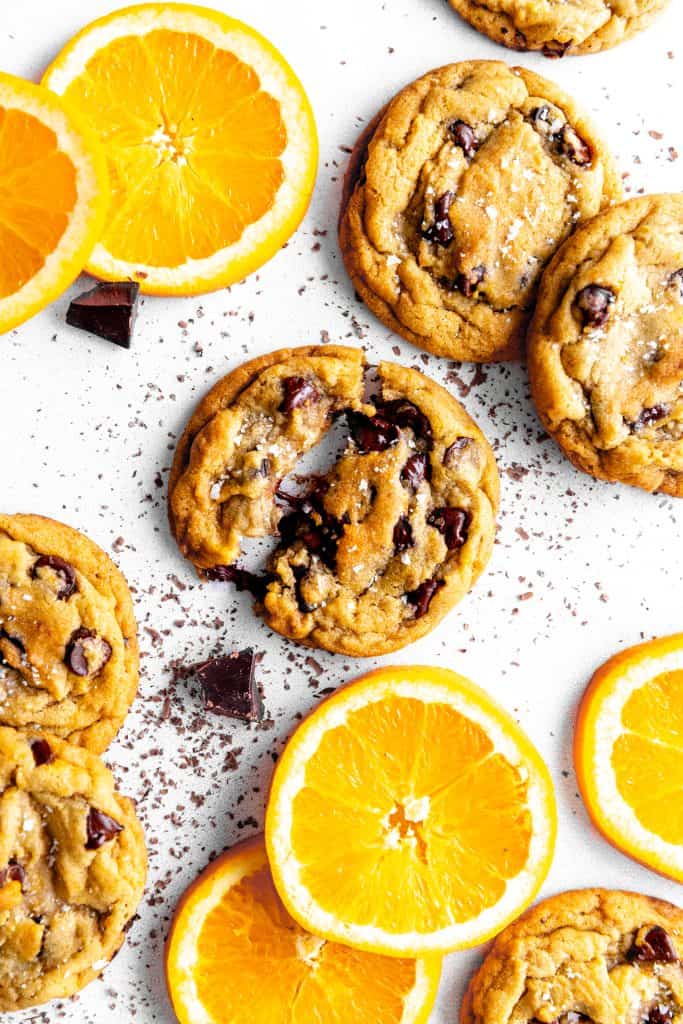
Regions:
[[2, 1, 683, 1021]]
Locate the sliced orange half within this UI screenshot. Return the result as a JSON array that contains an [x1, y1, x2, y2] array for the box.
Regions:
[[265, 666, 557, 957], [0, 72, 108, 333], [575, 633, 683, 882], [43, 3, 318, 295], [165, 836, 441, 1024]]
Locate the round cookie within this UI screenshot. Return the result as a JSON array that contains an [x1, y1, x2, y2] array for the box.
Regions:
[[339, 61, 622, 363], [528, 194, 683, 496], [0, 726, 146, 1011], [169, 345, 499, 656], [0, 514, 139, 752], [461, 888, 683, 1024], [447, 0, 670, 57]]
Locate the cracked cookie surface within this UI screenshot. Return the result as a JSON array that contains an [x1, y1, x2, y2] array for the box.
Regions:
[[0, 515, 139, 752], [461, 888, 683, 1024], [339, 61, 622, 363], [0, 726, 146, 1011], [169, 345, 499, 656], [528, 194, 683, 496], [447, 0, 669, 57]]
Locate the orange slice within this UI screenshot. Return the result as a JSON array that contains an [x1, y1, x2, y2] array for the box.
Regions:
[[42, 3, 318, 296], [0, 72, 108, 333], [575, 633, 683, 881], [165, 836, 441, 1024], [265, 666, 557, 957]]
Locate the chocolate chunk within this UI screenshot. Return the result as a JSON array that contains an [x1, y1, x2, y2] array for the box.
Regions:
[[85, 808, 124, 850], [449, 120, 478, 159], [66, 282, 140, 348], [203, 565, 272, 602], [65, 628, 112, 677], [631, 404, 671, 432], [31, 555, 77, 601], [531, 1015, 590, 1024], [376, 399, 434, 449], [422, 191, 455, 246], [280, 376, 319, 413], [0, 861, 25, 888], [456, 265, 487, 298], [401, 452, 430, 491], [669, 268, 683, 294], [541, 40, 570, 58], [0, 629, 25, 658], [407, 577, 444, 618], [530, 105, 564, 140], [347, 410, 400, 453], [30, 738, 54, 767], [195, 649, 262, 722], [629, 925, 678, 964], [393, 517, 414, 554], [443, 437, 471, 465], [559, 124, 592, 166], [428, 507, 470, 550], [647, 1007, 674, 1024], [574, 284, 614, 328]]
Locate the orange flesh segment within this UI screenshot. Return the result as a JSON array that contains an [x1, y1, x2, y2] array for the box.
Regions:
[[60, 29, 286, 267], [0, 107, 76, 297], [194, 863, 418, 1023], [291, 697, 533, 934], [613, 669, 683, 845]]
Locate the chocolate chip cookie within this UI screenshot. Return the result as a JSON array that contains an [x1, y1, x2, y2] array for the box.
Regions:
[[447, 0, 670, 57], [339, 61, 622, 363], [461, 888, 683, 1024], [528, 194, 683, 496], [0, 726, 146, 1011], [169, 345, 499, 656], [0, 514, 139, 752]]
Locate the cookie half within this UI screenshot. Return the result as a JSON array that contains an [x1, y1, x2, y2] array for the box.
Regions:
[[169, 345, 499, 656], [0, 727, 146, 1011], [447, 0, 670, 57], [0, 514, 139, 752], [528, 194, 683, 496], [339, 60, 622, 363], [461, 888, 683, 1023]]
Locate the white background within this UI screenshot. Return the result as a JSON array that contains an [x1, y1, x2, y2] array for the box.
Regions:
[[2, 1, 683, 1020]]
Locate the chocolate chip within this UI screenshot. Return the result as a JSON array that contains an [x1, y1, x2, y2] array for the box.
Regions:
[[65, 628, 112, 677], [647, 1007, 674, 1024], [669, 268, 683, 294], [428, 507, 470, 550], [0, 629, 25, 657], [401, 453, 430, 491], [449, 120, 478, 159], [66, 282, 140, 348], [530, 105, 564, 140], [574, 284, 614, 328], [280, 377, 319, 413], [347, 410, 400, 453], [443, 437, 471, 465], [531, 1015, 590, 1024], [0, 861, 25, 888], [456, 265, 487, 298], [393, 517, 414, 553], [31, 555, 77, 601], [195, 649, 262, 722], [376, 399, 434, 449], [631, 404, 671, 432], [85, 808, 124, 850], [422, 191, 455, 246], [203, 565, 272, 602], [628, 925, 678, 964], [30, 739, 54, 766], [559, 124, 592, 165], [541, 40, 570, 58], [407, 577, 444, 618]]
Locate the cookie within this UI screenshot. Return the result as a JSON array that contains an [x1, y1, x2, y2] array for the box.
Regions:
[[0, 726, 146, 1011], [169, 345, 499, 657], [0, 514, 139, 752], [447, 0, 670, 57], [339, 61, 622, 363], [528, 194, 683, 496], [461, 888, 683, 1024]]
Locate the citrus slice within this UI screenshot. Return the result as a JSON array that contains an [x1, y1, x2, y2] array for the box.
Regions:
[[265, 666, 557, 957], [0, 72, 108, 333], [42, 3, 318, 296], [575, 633, 683, 882], [165, 836, 441, 1024]]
